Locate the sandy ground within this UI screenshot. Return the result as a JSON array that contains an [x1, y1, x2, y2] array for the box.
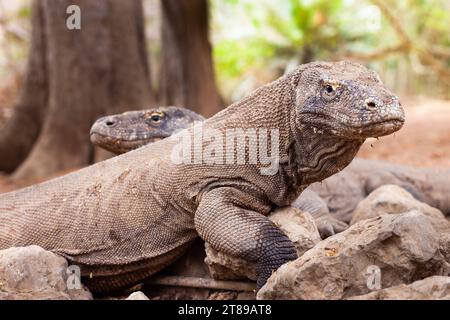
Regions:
[[0, 95, 449, 193]]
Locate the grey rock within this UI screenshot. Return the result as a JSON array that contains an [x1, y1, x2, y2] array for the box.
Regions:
[[351, 185, 450, 233], [0, 245, 92, 300], [126, 291, 149, 300], [204, 244, 257, 281], [257, 211, 449, 300]]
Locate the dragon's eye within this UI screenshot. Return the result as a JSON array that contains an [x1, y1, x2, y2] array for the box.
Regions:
[[147, 111, 164, 123], [151, 114, 161, 122], [321, 82, 339, 100]]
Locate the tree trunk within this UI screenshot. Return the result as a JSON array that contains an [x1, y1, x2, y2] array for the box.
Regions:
[[0, 0, 48, 173], [158, 0, 221, 117], [10, 0, 153, 181]]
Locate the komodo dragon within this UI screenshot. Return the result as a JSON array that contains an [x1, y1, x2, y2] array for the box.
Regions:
[[90, 106, 349, 237], [91, 104, 450, 229], [0, 61, 404, 293]]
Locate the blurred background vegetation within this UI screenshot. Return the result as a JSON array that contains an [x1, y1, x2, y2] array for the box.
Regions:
[[1, 0, 449, 106], [211, 0, 450, 101]]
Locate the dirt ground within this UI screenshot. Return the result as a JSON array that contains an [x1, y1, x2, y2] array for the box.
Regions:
[[0, 95, 449, 193], [357, 96, 450, 168]]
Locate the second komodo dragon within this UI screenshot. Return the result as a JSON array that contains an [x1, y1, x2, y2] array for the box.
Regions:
[[0, 61, 404, 293]]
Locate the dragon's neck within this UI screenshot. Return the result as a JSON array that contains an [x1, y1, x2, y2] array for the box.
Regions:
[[285, 124, 364, 192]]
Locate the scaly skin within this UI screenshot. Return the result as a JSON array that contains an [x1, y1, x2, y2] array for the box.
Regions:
[[0, 61, 404, 293]]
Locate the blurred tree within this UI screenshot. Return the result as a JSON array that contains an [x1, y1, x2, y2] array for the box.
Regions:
[[0, 0, 46, 174], [0, 0, 154, 180], [158, 0, 222, 117]]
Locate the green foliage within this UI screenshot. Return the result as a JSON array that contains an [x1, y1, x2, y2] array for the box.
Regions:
[[17, 5, 31, 19], [214, 39, 275, 78]]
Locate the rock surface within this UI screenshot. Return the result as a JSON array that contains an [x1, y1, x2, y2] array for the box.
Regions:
[[205, 207, 321, 281], [126, 291, 149, 300], [349, 276, 450, 300], [351, 185, 450, 233], [0, 245, 92, 300], [257, 211, 449, 300], [439, 233, 450, 265], [205, 244, 257, 281]]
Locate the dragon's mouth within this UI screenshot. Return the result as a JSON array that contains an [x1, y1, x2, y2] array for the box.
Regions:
[[90, 132, 166, 154], [359, 119, 404, 138], [299, 112, 405, 139]]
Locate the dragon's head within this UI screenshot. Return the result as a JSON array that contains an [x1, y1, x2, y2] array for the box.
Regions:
[[293, 61, 405, 140], [90, 106, 204, 154]]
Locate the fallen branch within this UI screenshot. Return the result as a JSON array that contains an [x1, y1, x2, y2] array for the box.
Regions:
[[147, 275, 256, 292]]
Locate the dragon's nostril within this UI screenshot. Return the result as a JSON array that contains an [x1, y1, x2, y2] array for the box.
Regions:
[[367, 101, 376, 108], [105, 120, 115, 126]]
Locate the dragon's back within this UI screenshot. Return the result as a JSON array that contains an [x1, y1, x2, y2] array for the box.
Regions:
[[0, 138, 197, 268]]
